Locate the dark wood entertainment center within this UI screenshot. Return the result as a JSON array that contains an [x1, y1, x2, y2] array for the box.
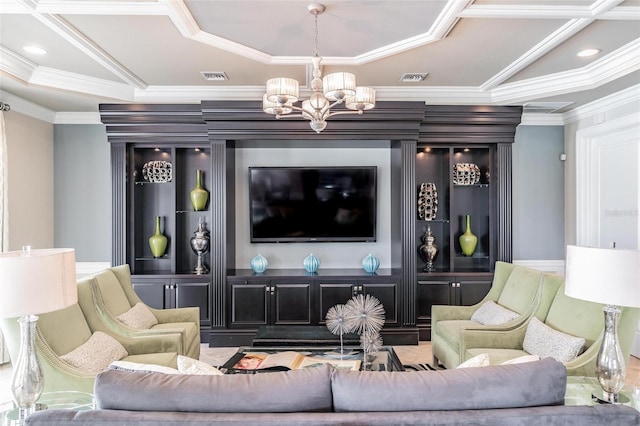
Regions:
[[99, 102, 522, 345]]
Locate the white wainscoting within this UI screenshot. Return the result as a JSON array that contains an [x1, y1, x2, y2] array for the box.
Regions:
[[76, 261, 111, 278], [513, 259, 565, 276]]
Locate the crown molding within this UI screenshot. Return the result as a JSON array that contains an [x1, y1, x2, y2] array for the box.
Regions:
[[53, 111, 102, 124], [18, 2, 147, 88], [0, 47, 36, 82], [490, 38, 640, 104], [30, 67, 134, 101], [0, 90, 56, 122], [562, 83, 640, 124], [482, 18, 592, 90], [519, 113, 565, 126]]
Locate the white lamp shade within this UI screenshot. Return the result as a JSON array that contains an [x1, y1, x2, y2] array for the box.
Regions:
[[565, 245, 640, 308], [346, 87, 376, 111], [0, 248, 77, 318], [266, 78, 299, 103], [323, 72, 356, 101], [262, 94, 292, 115]]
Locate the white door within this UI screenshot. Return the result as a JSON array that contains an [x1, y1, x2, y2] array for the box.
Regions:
[[576, 114, 640, 357]]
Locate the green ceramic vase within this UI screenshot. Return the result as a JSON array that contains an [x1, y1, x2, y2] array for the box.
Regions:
[[190, 169, 209, 211], [459, 214, 477, 256], [148, 216, 168, 258]]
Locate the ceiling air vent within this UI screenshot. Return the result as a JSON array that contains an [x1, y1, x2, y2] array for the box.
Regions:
[[400, 73, 428, 83], [201, 71, 228, 81]]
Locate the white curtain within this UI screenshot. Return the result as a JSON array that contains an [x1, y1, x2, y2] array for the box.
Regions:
[[0, 109, 9, 364]]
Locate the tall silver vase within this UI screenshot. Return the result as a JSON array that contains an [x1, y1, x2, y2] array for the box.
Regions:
[[418, 225, 438, 272], [190, 217, 210, 274]]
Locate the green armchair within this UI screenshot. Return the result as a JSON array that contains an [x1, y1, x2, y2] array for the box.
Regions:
[[89, 264, 200, 359], [431, 262, 556, 369], [0, 297, 180, 393], [461, 282, 640, 376]]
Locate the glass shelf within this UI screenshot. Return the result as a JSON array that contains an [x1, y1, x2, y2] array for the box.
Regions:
[[135, 255, 170, 261], [134, 181, 171, 185], [453, 183, 489, 188]]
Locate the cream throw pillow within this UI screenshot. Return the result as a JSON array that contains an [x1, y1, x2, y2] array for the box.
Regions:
[[523, 317, 585, 363], [177, 355, 224, 375], [457, 353, 490, 368], [61, 331, 128, 374], [470, 301, 519, 325], [117, 303, 158, 329]]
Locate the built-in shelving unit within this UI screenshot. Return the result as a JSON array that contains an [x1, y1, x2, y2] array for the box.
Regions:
[[100, 102, 521, 345]]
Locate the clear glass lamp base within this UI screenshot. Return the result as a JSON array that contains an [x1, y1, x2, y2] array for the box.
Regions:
[[593, 305, 627, 405], [11, 315, 44, 421]]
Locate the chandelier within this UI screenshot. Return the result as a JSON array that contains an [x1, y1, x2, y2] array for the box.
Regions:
[[262, 3, 376, 133]]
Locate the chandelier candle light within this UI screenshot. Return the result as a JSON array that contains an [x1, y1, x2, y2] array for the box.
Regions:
[[262, 3, 376, 133]]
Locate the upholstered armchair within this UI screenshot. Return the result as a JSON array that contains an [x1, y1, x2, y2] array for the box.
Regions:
[[88, 264, 200, 359], [0, 300, 180, 393], [431, 262, 554, 369], [460, 282, 640, 376]]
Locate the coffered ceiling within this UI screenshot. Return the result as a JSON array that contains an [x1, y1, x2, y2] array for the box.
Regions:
[[0, 0, 639, 123]]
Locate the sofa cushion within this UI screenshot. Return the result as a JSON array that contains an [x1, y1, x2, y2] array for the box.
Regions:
[[436, 319, 476, 349], [496, 266, 542, 314], [36, 304, 93, 356], [471, 301, 519, 325], [331, 358, 566, 412], [116, 303, 158, 329], [93, 270, 133, 316], [95, 364, 333, 413], [545, 284, 603, 347], [523, 317, 585, 363], [61, 331, 128, 374]]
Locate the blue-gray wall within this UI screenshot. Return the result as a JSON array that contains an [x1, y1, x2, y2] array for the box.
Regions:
[[53, 124, 111, 261], [512, 125, 565, 259], [53, 123, 565, 262]]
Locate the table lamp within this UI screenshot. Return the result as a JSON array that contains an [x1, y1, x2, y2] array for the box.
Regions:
[[564, 244, 640, 403], [0, 247, 77, 420]]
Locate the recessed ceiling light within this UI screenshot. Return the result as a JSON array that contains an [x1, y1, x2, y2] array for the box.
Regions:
[[23, 45, 47, 55], [577, 48, 600, 57]]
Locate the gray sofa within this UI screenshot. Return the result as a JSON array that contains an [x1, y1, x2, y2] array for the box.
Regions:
[[25, 358, 639, 425]]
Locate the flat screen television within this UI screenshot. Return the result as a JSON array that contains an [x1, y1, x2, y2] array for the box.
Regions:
[[249, 166, 377, 243]]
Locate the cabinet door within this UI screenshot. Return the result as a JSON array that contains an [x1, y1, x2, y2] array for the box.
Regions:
[[318, 281, 357, 324], [361, 281, 398, 326], [273, 281, 313, 325], [416, 279, 455, 321], [228, 279, 269, 327], [132, 278, 171, 310], [459, 278, 492, 306], [174, 278, 211, 326]]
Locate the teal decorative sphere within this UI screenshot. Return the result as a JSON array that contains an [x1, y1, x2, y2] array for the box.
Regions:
[[362, 253, 380, 273], [303, 253, 320, 273], [250, 254, 268, 273]]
